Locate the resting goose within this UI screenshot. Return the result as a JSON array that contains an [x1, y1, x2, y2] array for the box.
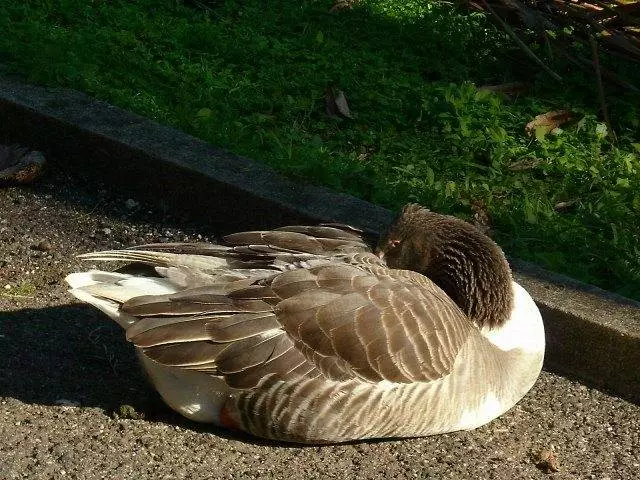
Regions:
[[66, 204, 545, 444]]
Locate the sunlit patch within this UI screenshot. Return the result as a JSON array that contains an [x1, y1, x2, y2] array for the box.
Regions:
[[179, 403, 203, 416], [481, 282, 545, 354]]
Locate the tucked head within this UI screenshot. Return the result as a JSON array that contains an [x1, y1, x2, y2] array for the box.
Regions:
[[377, 204, 513, 329]]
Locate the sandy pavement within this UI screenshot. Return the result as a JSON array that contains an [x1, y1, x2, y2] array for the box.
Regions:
[[1, 166, 638, 479]]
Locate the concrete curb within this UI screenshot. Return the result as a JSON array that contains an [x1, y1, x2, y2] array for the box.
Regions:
[[1, 77, 638, 402]]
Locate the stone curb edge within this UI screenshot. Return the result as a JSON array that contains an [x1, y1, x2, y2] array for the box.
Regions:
[[1, 77, 638, 402]]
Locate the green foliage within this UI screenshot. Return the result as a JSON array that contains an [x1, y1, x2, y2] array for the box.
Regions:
[[0, 0, 639, 299]]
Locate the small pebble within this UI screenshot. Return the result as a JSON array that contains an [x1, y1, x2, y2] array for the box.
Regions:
[[114, 404, 145, 420], [102, 227, 112, 235], [31, 240, 53, 252]]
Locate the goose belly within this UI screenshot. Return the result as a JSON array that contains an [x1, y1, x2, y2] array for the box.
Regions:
[[136, 336, 542, 443], [137, 351, 232, 424], [228, 337, 542, 443]]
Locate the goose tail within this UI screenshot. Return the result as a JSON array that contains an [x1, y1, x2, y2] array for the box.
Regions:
[[65, 270, 179, 330]]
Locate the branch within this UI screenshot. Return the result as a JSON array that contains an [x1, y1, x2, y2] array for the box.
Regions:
[[589, 33, 615, 139], [480, 0, 563, 81]]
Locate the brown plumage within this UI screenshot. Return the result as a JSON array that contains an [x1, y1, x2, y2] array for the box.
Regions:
[[66, 204, 544, 443], [378, 204, 513, 329]]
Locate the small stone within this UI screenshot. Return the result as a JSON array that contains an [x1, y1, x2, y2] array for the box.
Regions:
[[114, 404, 145, 420], [31, 240, 53, 252], [102, 227, 112, 235], [4, 284, 11, 290]]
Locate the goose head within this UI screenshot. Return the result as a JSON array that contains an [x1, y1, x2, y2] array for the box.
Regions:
[[377, 203, 513, 329]]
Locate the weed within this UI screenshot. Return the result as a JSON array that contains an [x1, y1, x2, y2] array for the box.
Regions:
[[1, 281, 37, 298]]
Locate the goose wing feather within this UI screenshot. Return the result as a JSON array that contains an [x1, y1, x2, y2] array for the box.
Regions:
[[77, 226, 471, 388]]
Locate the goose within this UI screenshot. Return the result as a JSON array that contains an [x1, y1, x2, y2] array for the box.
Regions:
[[65, 204, 545, 444]]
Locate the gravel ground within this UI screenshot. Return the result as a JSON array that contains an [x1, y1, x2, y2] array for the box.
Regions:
[[1, 164, 639, 480]]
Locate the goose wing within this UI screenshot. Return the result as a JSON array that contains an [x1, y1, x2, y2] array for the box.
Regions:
[[75, 225, 472, 388]]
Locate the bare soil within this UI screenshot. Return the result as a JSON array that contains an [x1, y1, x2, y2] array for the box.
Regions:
[[1, 164, 638, 479]]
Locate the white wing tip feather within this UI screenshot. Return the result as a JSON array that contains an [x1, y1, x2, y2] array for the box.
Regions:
[[66, 270, 180, 330], [65, 271, 130, 289], [68, 285, 137, 330]]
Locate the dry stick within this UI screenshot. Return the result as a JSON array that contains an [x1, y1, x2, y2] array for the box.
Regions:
[[586, 0, 640, 26], [480, 0, 563, 81], [558, 46, 640, 93], [589, 33, 615, 140]]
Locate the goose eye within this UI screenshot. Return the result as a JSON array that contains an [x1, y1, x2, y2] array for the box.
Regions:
[[388, 239, 401, 249]]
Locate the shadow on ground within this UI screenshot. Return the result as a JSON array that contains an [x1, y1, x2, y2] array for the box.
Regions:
[[0, 303, 469, 447], [0, 304, 311, 447], [0, 304, 151, 409]]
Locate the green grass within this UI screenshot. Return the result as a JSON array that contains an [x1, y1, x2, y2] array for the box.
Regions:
[[1, 281, 37, 298], [1, 0, 639, 299]]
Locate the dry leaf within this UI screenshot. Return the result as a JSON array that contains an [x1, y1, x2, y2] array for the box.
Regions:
[[525, 110, 573, 138], [325, 86, 352, 119], [554, 199, 580, 212], [0, 144, 46, 186], [329, 0, 360, 13], [534, 449, 560, 473]]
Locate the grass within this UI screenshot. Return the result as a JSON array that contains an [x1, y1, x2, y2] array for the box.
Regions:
[[1, 281, 37, 299], [0, 0, 639, 299]]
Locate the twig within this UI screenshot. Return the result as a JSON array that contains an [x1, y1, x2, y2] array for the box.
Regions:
[[589, 33, 615, 139], [480, 0, 563, 81], [586, 0, 640, 26], [556, 44, 640, 93]]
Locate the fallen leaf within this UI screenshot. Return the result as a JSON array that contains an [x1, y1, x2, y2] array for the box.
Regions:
[[525, 110, 573, 138], [0, 144, 46, 186], [534, 449, 560, 473], [554, 199, 580, 212], [329, 0, 360, 13], [325, 86, 352, 119]]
